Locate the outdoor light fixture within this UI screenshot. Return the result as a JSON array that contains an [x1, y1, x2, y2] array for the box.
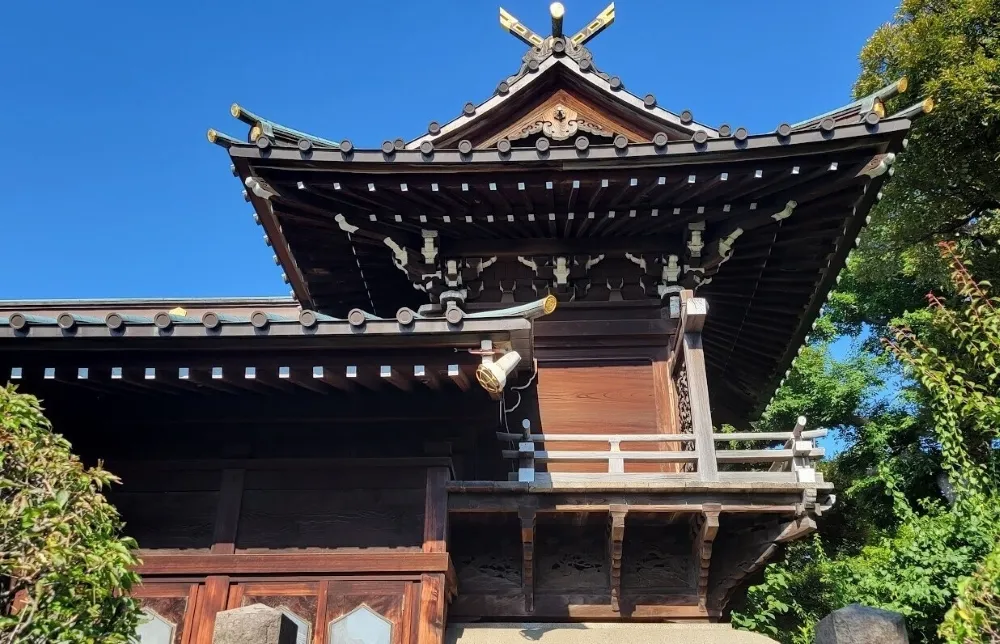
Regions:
[[476, 350, 523, 395]]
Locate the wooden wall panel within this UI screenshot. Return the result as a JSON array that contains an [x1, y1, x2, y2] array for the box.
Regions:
[[110, 467, 222, 551], [133, 583, 198, 644], [239, 582, 320, 643], [536, 362, 679, 473], [236, 466, 425, 551], [325, 580, 414, 644]]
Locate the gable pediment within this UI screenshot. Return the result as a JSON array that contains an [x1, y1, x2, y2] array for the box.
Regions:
[[477, 88, 647, 148]]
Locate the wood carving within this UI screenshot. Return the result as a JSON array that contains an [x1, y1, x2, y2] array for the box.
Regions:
[[622, 524, 692, 593], [506, 103, 614, 143], [708, 516, 817, 610], [692, 505, 721, 609], [608, 507, 627, 612], [519, 507, 536, 612], [480, 89, 649, 148]]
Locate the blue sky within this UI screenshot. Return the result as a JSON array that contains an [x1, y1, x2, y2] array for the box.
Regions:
[[0, 0, 898, 300]]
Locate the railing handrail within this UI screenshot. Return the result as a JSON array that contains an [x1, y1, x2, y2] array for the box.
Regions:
[[500, 447, 824, 464], [496, 429, 828, 443]]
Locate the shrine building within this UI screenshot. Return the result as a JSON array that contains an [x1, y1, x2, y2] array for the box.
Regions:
[[0, 3, 929, 643]]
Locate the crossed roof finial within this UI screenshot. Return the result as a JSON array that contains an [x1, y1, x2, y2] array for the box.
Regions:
[[499, 2, 615, 48]]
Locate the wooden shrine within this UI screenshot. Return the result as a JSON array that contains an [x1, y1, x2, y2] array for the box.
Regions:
[[0, 4, 928, 643]]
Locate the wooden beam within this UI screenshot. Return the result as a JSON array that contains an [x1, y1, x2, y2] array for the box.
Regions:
[[447, 364, 471, 391], [423, 467, 450, 553], [136, 552, 451, 576], [608, 506, 627, 612], [210, 468, 245, 555], [380, 365, 412, 391], [519, 505, 536, 613], [693, 504, 721, 609]]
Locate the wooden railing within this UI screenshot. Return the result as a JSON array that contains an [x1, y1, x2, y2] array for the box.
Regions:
[[498, 419, 826, 483]]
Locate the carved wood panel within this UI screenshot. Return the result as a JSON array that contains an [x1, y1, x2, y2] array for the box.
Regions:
[[621, 523, 693, 594], [536, 519, 609, 594], [478, 88, 651, 148], [451, 517, 522, 593]]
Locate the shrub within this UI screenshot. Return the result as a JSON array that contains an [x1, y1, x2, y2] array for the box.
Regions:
[[0, 385, 141, 644]]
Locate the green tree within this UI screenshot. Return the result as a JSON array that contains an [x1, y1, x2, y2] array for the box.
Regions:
[[833, 0, 1000, 335], [734, 245, 1000, 642], [0, 385, 141, 644]]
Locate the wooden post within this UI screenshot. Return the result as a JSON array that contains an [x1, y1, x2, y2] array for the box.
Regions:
[[519, 506, 536, 613], [518, 441, 536, 483], [192, 575, 230, 644], [678, 295, 719, 481], [609, 506, 627, 613], [211, 469, 245, 555], [693, 503, 721, 609], [608, 438, 624, 474], [417, 573, 447, 644], [423, 467, 450, 553]]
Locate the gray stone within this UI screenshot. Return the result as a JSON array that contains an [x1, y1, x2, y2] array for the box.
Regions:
[[815, 604, 908, 644], [213, 603, 297, 644]]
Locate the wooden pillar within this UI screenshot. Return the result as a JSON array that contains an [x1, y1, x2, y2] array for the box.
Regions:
[[193, 575, 230, 644], [675, 293, 718, 481], [693, 503, 721, 609], [608, 506, 627, 613], [418, 573, 447, 644], [423, 466, 450, 553], [211, 468, 245, 554], [519, 506, 536, 613], [419, 466, 450, 644]]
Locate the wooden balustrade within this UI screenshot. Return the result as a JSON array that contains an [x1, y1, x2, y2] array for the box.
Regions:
[[499, 424, 827, 483]]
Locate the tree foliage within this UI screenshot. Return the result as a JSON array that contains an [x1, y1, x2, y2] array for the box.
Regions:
[[834, 0, 1000, 335], [0, 385, 141, 644], [734, 246, 1000, 642], [733, 1, 1000, 640]]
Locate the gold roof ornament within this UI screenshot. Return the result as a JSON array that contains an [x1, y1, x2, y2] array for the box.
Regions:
[[499, 2, 615, 48]]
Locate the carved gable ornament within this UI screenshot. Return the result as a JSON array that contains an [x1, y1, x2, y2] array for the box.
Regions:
[[508, 103, 613, 142]]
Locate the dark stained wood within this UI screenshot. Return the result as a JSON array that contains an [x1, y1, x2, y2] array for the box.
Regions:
[[136, 552, 451, 576], [423, 467, 450, 553], [708, 515, 816, 611], [211, 469, 245, 555]]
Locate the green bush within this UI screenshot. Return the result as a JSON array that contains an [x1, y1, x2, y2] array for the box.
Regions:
[[0, 385, 141, 644], [941, 542, 1000, 643]]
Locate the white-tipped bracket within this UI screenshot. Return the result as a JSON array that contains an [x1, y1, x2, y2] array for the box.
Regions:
[[244, 176, 276, 200], [771, 200, 797, 222]]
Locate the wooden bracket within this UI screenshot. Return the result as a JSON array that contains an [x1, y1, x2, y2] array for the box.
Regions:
[[608, 506, 627, 612], [692, 503, 721, 609], [708, 515, 817, 611], [519, 506, 536, 613]]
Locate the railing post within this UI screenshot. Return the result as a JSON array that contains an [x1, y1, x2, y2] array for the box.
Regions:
[[678, 295, 718, 481], [790, 415, 816, 483], [518, 440, 536, 483], [608, 438, 624, 474]]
